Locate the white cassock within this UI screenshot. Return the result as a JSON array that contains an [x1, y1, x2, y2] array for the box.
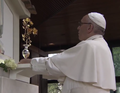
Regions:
[[30, 35, 116, 93]]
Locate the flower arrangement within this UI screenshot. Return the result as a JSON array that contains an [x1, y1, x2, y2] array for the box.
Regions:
[[0, 59, 17, 72]]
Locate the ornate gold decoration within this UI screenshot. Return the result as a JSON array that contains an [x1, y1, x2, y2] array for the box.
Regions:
[[22, 18, 38, 59], [22, 18, 38, 46]]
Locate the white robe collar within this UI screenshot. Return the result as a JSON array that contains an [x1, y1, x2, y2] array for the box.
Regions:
[[86, 35, 103, 40]]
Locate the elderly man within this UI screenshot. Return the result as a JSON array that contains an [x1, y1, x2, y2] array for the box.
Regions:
[[19, 12, 116, 93]]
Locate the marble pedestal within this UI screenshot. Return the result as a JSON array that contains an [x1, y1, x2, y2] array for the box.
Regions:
[[0, 76, 38, 93]]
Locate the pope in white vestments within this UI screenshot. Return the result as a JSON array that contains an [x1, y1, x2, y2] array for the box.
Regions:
[[19, 12, 116, 93]]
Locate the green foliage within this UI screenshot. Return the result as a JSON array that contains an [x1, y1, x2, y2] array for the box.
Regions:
[[112, 47, 120, 76], [0, 63, 8, 72], [48, 83, 62, 93], [116, 83, 120, 87], [0, 59, 17, 72]]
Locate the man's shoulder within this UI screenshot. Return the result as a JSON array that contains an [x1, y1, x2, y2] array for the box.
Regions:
[[77, 40, 96, 46], [76, 40, 103, 51]]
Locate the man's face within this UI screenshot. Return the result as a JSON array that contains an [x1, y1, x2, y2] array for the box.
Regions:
[[77, 15, 91, 41]]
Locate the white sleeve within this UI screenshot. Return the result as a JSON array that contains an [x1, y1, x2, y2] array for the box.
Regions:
[[31, 57, 65, 77]]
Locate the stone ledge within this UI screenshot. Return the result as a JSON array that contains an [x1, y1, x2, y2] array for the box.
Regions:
[[0, 76, 38, 93]]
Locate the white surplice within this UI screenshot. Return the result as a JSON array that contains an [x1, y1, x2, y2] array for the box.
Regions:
[[31, 35, 116, 93]]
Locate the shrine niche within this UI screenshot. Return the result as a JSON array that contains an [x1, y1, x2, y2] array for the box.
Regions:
[[0, 0, 39, 93]]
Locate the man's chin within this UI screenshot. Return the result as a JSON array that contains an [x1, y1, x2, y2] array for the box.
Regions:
[[78, 36, 82, 41], [78, 38, 82, 41]]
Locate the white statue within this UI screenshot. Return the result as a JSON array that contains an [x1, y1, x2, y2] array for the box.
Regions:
[[0, 40, 4, 54]]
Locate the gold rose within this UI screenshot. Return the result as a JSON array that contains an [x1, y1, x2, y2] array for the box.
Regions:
[[22, 18, 38, 46]]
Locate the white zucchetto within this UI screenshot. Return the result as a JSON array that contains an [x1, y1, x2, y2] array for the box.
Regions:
[[88, 12, 106, 30]]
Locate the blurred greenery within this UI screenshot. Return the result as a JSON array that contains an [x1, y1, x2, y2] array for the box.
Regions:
[[112, 47, 120, 76], [116, 83, 120, 93], [48, 83, 62, 93]]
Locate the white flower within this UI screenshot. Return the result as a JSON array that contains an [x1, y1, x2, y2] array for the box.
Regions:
[[0, 59, 4, 63], [4, 59, 17, 70], [11, 63, 17, 70]]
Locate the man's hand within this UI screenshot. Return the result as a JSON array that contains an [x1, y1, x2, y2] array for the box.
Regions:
[[19, 59, 31, 64]]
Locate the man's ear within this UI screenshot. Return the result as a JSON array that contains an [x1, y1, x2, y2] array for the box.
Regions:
[[87, 24, 94, 33]]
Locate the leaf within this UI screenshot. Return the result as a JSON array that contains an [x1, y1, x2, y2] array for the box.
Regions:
[[23, 22, 27, 26], [30, 21, 33, 25], [27, 24, 30, 28], [23, 19, 26, 22], [26, 18, 30, 22], [22, 34, 25, 38], [27, 28, 32, 34], [32, 28, 38, 35], [3, 67, 8, 72], [22, 26, 25, 29], [0, 63, 8, 72]]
